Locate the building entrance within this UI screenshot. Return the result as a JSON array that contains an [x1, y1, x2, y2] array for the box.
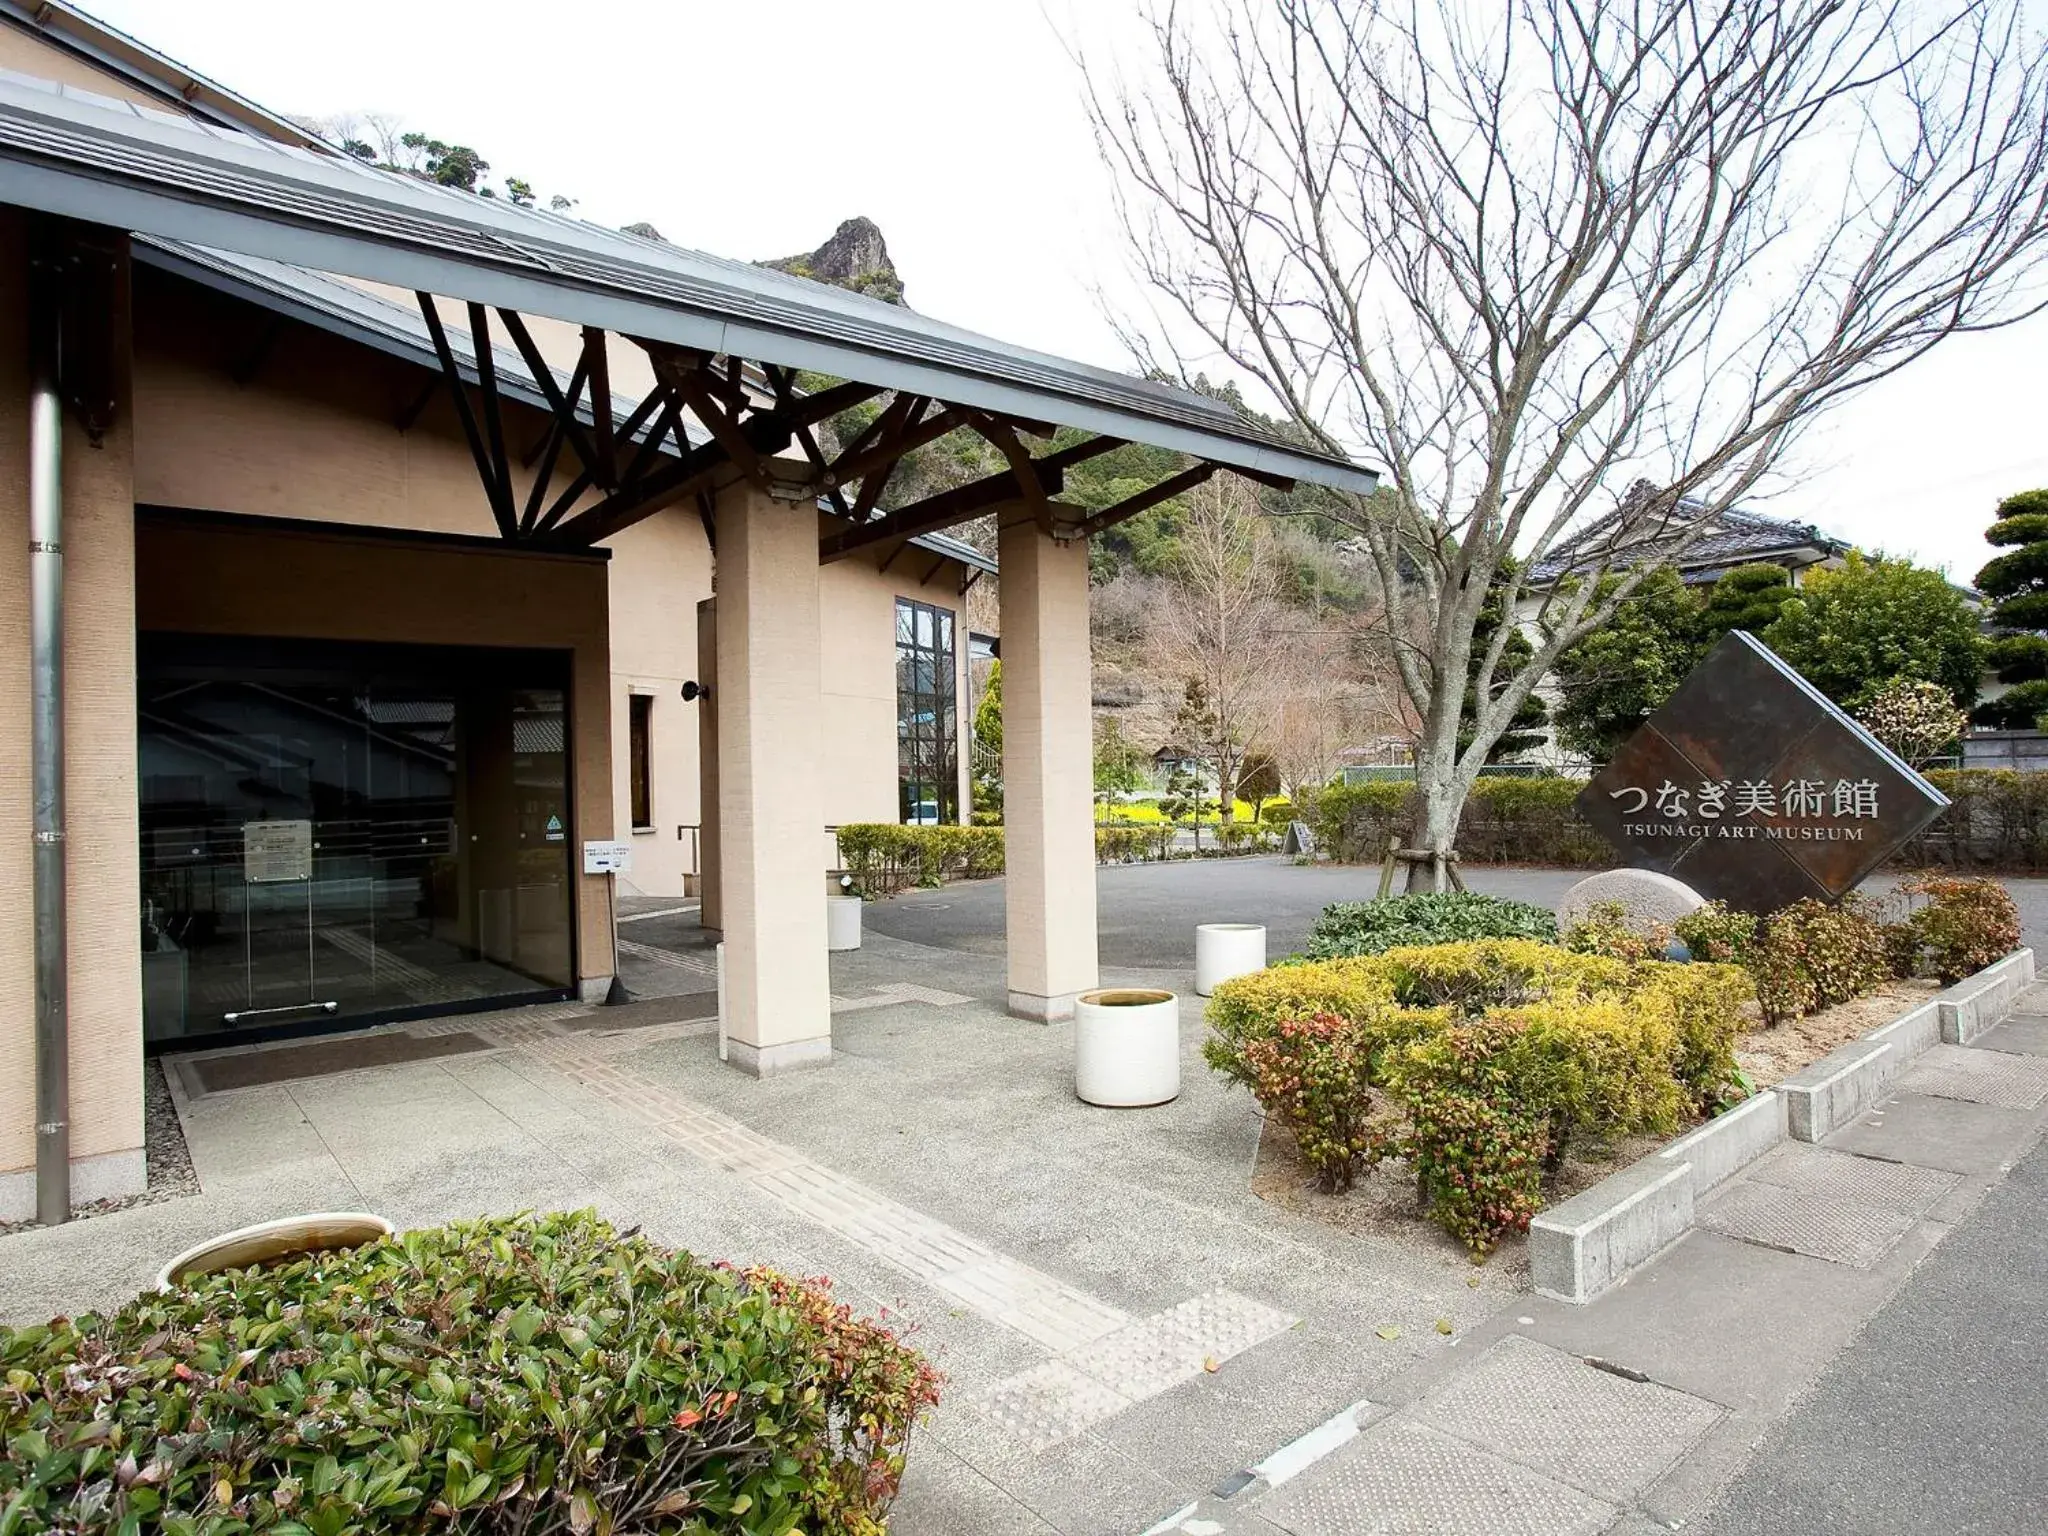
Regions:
[[138, 634, 576, 1044]]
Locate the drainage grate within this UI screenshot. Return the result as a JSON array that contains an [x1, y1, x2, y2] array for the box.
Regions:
[[186, 1030, 493, 1094], [1259, 1420, 1615, 1536], [1898, 1044, 2048, 1110], [1412, 1336, 1721, 1502], [1697, 1181, 1916, 1267]]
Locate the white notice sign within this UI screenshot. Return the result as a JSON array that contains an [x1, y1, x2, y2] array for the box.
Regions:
[[243, 820, 312, 883], [583, 839, 632, 875]]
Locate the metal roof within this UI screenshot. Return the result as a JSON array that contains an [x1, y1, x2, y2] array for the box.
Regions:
[[0, 1, 326, 148], [132, 234, 999, 575], [0, 68, 1379, 495]]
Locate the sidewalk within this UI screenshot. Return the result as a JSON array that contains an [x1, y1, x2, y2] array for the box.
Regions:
[[1147, 985, 2048, 1536], [4, 918, 2043, 1535]]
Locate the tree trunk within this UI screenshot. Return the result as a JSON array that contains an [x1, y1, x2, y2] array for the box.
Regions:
[[1406, 727, 1466, 893]]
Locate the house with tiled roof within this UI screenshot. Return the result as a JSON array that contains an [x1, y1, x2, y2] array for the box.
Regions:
[[1527, 492, 1851, 591]]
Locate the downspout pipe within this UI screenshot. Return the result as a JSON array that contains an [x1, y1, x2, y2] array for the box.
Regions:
[[29, 239, 69, 1226]]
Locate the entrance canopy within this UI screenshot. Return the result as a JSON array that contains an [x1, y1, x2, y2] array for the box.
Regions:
[[0, 67, 1376, 557]]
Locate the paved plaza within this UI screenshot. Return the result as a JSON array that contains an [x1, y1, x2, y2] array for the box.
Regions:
[[5, 857, 2047, 1534]]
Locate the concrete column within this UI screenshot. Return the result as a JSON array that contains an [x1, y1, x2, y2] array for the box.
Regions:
[[714, 476, 829, 1073], [998, 516, 1097, 1020]]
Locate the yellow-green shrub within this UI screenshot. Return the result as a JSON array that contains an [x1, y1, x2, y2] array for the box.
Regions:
[[1208, 940, 1754, 1250]]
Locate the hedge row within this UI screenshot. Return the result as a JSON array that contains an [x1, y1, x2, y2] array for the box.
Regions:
[[1314, 769, 2048, 872], [836, 822, 1275, 895], [1206, 939, 1752, 1251]]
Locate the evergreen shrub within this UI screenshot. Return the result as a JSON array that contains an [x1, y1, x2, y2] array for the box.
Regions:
[[0, 1211, 939, 1536]]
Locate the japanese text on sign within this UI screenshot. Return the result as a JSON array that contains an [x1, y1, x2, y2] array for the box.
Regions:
[[1607, 777, 1880, 842]]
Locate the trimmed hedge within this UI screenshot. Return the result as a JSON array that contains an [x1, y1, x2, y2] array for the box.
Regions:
[[836, 821, 1272, 894], [1312, 778, 1607, 867], [0, 1211, 940, 1535], [1206, 939, 1752, 1250], [1316, 769, 2048, 872], [1304, 893, 1558, 959]]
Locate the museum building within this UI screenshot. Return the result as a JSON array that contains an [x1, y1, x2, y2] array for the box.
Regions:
[[0, 1, 1374, 1219]]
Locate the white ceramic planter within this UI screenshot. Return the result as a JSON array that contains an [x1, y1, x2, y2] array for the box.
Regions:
[[826, 894, 863, 951], [157, 1212, 394, 1291], [1074, 987, 1181, 1107], [1195, 922, 1267, 996]]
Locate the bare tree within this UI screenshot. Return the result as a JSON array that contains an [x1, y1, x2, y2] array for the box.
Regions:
[[1091, 0, 2048, 885], [1156, 476, 1300, 815]]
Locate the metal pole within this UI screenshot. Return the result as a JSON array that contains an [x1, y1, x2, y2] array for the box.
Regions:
[[28, 238, 69, 1226]]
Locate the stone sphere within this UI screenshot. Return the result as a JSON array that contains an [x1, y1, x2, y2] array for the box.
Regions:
[[1557, 868, 1707, 933]]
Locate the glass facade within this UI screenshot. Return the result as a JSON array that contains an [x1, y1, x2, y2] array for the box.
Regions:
[[137, 633, 576, 1043], [895, 597, 958, 824]]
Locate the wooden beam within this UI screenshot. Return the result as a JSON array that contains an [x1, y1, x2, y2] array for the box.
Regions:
[[827, 404, 962, 489], [548, 411, 793, 548], [1072, 462, 1218, 539], [466, 302, 517, 539], [820, 458, 1064, 563], [498, 309, 604, 482], [583, 326, 614, 488], [417, 294, 516, 539], [849, 395, 924, 521], [665, 363, 766, 488]]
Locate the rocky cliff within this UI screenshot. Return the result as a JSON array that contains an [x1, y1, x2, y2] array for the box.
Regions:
[[761, 216, 906, 306]]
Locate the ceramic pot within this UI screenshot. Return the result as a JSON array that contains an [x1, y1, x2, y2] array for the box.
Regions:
[[156, 1211, 394, 1291], [1074, 987, 1180, 1107], [1195, 922, 1267, 996]]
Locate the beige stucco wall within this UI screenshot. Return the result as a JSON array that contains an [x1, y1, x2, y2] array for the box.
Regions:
[[0, 23, 177, 109], [817, 535, 978, 829], [0, 212, 145, 1198]]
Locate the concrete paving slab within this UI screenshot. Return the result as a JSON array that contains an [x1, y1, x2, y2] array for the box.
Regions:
[[1973, 1014, 2048, 1056], [1826, 1091, 2038, 1174], [1256, 1419, 1616, 1536], [1739, 1143, 1957, 1214], [1695, 1180, 1917, 1266], [1898, 1041, 2048, 1109], [889, 1441, 1062, 1535], [1410, 1336, 1722, 1502]]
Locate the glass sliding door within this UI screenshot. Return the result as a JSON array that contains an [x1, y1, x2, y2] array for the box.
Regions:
[[138, 634, 576, 1043]]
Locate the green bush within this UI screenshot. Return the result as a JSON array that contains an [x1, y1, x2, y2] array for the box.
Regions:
[[1304, 893, 1558, 960], [1749, 898, 1892, 1025], [1898, 874, 2023, 983], [1370, 1021, 1550, 1255], [0, 1211, 939, 1536], [1235, 1012, 1379, 1193], [1673, 901, 1758, 966], [1561, 900, 1670, 962], [836, 824, 1005, 894], [1207, 940, 1752, 1250]]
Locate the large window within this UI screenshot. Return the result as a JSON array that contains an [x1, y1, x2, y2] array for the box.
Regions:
[[628, 693, 654, 830], [895, 598, 958, 824]]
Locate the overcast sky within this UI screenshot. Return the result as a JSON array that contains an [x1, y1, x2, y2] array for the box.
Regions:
[[77, 0, 2048, 584]]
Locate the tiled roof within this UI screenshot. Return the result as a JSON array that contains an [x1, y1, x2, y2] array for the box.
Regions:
[[1529, 501, 1848, 584]]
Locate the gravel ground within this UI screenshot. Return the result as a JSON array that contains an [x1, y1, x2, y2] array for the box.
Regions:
[[0, 1059, 199, 1237]]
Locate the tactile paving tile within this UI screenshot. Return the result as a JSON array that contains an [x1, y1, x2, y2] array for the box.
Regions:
[[616, 938, 717, 974], [971, 1359, 1135, 1452], [1259, 1420, 1615, 1536], [1898, 1043, 2048, 1109], [1697, 1180, 1915, 1266], [1072, 1288, 1298, 1400], [1743, 1145, 1958, 1213], [1412, 1336, 1722, 1502]]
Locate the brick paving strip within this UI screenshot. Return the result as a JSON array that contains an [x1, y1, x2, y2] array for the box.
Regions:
[[459, 1010, 1298, 1449]]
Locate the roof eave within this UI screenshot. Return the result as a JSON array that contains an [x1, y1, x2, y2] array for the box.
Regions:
[[3, 152, 1379, 496]]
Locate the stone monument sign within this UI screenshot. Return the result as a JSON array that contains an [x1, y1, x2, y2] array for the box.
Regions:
[[1577, 631, 1949, 912]]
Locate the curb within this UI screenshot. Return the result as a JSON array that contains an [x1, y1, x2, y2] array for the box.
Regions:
[[1937, 948, 2035, 1045], [1532, 948, 2033, 1305]]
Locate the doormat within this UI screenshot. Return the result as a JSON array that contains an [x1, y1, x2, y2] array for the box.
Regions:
[[185, 1030, 493, 1095]]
